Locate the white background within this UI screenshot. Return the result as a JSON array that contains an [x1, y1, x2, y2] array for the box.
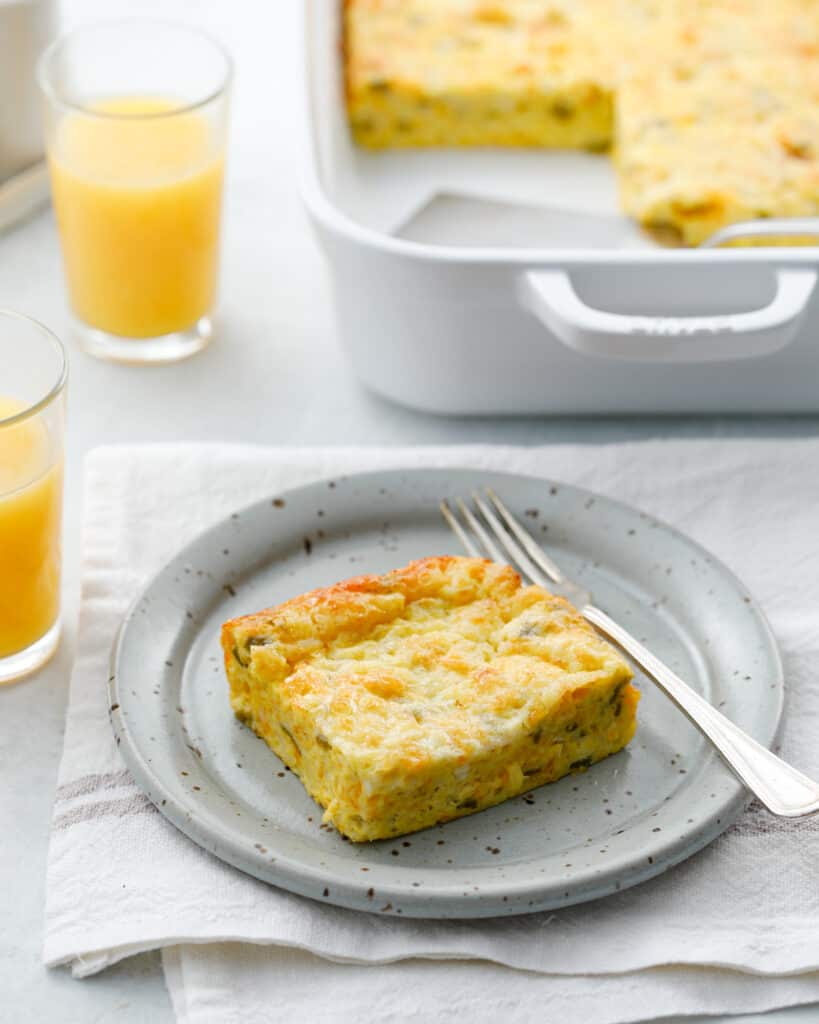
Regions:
[[2, 1, 819, 1020]]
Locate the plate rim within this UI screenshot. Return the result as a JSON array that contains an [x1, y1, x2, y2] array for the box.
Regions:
[[109, 466, 784, 918]]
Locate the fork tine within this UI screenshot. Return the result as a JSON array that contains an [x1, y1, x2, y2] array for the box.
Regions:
[[455, 498, 506, 564], [485, 487, 565, 585], [471, 491, 552, 589], [440, 500, 481, 558]]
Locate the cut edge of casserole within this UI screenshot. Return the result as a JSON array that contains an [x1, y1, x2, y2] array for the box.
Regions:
[[222, 555, 639, 842], [343, 0, 616, 152]]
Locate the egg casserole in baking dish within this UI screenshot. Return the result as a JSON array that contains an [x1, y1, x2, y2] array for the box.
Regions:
[[222, 555, 638, 842], [345, 0, 819, 245]]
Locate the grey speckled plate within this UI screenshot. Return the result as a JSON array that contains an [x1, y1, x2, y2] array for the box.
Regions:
[[110, 468, 782, 919]]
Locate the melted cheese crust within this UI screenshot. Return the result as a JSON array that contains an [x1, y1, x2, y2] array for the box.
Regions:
[[345, 0, 819, 245], [223, 556, 637, 841], [617, 3, 819, 245]]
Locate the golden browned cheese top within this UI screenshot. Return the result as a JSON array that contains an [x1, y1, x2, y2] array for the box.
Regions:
[[345, 0, 629, 96], [616, 2, 819, 236], [223, 556, 633, 776]]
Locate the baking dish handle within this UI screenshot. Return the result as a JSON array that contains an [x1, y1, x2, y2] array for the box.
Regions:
[[519, 268, 817, 362]]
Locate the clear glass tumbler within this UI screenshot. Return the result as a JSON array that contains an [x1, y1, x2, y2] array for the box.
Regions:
[[0, 310, 66, 684], [38, 21, 231, 364]]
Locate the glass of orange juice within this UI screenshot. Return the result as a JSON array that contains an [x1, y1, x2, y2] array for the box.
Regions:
[[0, 310, 66, 684], [38, 21, 231, 364]]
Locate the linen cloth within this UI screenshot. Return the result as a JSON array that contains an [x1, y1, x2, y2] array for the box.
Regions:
[[45, 442, 819, 1021], [162, 944, 819, 1024]]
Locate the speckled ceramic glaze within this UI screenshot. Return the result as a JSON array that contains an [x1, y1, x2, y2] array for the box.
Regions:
[[109, 468, 782, 919]]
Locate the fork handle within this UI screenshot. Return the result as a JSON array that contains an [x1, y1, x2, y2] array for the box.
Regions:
[[583, 604, 819, 818]]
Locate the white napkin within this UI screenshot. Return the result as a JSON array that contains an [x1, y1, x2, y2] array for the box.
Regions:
[[161, 944, 819, 1024], [45, 442, 819, 1022]]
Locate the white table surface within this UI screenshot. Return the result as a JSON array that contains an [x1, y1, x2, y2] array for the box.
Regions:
[[2, 1, 819, 1020]]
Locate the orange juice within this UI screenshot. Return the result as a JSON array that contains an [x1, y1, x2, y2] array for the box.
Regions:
[[48, 97, 224, 338], [0, 398, 62, 663]]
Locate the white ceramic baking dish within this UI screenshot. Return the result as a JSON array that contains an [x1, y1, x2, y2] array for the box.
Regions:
[[299, 0, 819, 415]]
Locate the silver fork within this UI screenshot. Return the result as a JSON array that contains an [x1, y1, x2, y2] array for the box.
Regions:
[[442, 488, 819, 818]]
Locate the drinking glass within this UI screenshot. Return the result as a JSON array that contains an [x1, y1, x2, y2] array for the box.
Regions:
[[38, 21, 231, 364], [0, 310, 66, 684]]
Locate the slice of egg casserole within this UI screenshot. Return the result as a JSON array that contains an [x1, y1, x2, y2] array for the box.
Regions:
[[222, 555, 639, 842]]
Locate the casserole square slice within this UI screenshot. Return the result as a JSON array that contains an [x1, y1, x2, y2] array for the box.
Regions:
[[222, 555, 638, 842]]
